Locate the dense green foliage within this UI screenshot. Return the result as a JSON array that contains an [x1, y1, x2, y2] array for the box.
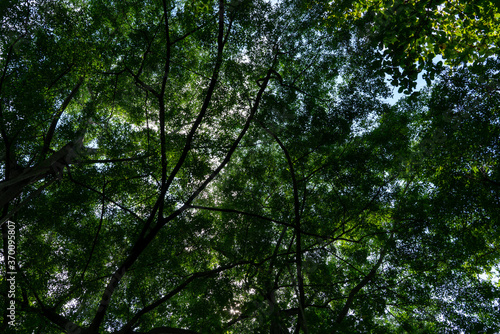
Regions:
[[1, 0, 499, 333]]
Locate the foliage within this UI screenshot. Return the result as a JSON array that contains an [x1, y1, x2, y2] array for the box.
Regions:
[[321, 0, 500, 92], [0, 0, 499, 333]]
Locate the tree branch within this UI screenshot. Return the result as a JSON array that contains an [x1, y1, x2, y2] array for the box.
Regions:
[[67, 172, 145, 224], [0, 136, 85, 211], [119, 261, 252, 333], [41, 77, 85, 160], [161, 0, 232, 196], [331, 248, 386, 334], [255, 119, 308, 334]]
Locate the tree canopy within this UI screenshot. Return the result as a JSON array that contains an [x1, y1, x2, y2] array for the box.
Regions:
[[1, 0, 499, 333]]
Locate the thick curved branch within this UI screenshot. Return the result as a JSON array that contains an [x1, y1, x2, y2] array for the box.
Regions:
[[156, 0, 174, 225], [161, 0, 233, 196]]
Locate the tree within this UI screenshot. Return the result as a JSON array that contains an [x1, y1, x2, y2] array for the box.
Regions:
[[0, 0, 498, 333]]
